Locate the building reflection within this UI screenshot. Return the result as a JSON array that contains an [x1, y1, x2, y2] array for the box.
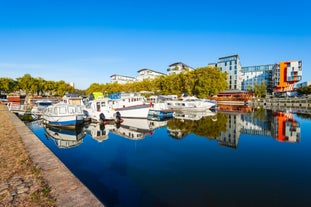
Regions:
[[44, 125, 86, 148], [167, 108, 301, 149]]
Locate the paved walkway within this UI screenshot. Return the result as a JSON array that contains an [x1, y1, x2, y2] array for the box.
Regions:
[[0, 104, 104, 207]]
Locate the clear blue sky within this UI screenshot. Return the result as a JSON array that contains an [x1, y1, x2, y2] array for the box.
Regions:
[[0, 0, 310, 89]]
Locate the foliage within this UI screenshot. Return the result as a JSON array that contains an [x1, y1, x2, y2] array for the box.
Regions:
[[166, 112, 228, 139], [1, 66, 228, 97], [297, 85, 311, 95], [0, 74, 75, 96], [251, 82, 267, 98], [85, 66, 228, 97]]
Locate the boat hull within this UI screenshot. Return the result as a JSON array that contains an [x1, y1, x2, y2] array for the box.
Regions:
[[42, 114, 84, 128], [115, 105, 150, 119]]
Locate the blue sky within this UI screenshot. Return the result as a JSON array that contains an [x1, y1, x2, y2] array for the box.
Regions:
[[0, 0, 310, 89]]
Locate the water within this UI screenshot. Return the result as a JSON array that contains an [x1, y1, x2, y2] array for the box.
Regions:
[[27, 109, 311, 207]]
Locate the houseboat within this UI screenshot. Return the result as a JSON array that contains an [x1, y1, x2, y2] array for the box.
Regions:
[[42, 103, 85, 128]]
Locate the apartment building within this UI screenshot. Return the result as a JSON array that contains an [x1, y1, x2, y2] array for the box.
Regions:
[[167, 62, 194, 75], [110, 74, 136, 84], [272, 60, 302, 92], [241, 64, 274, 92], [216, 55, 242, 90], [136, 69, 166, 81], [213, 55, 302, 94]]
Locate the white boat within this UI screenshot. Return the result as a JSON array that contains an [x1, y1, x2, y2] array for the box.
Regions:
[[42, 103, 85, 128], [62, 94, 86, 106], [166, 96, 216, 111], [7, 102, 30, 116], [108, 92, 150, 119], [147, 95, 176, 120], [84, 98, 121, 123], [31, 99, 54, 115]]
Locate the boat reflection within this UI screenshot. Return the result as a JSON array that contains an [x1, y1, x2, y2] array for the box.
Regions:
[[167, 109, 301, 148], [44, 125, 86, 148], [85, 118, 169, 141], [173, 110, 217, 121], [85, 122, 116, 142]]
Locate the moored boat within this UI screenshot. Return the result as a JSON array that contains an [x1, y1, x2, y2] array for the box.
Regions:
[[108, 92, 150, 119], [166, 96, 216, 111], [31, 99, 54, 115], [42, 103, 85, 128], [84, 98, 121, 123]]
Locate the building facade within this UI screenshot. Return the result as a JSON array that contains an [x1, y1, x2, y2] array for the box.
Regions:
[[241, 64, 274, 92], [214, 54, 302, 94], [272, 60, 302, 92], [167, 62, 194, 75], [110, 74, 137, 84], [296, 81, 311, 88], [136, 69, 166, 81], [216, 55, 242, 90]]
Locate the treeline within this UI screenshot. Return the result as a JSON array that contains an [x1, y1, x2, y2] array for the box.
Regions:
[[0, 74, 77, 96], [296, 85, 311, 95], [86, 66, 228, 98], [0, 66, 228, 98]]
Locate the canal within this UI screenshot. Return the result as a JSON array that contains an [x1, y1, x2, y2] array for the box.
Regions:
[[26, 109, 311, 207]]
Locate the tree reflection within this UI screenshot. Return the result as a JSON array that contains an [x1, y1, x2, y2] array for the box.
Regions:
[[167, 113, 228, 139]]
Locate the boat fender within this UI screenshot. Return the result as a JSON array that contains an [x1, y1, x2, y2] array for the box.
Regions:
[[116, 111, 121, 123], [116, 111, 121, 119], [99, 113, 105, 122]]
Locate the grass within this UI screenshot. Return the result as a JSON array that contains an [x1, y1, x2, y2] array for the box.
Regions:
[[0, 104, 56, 206]]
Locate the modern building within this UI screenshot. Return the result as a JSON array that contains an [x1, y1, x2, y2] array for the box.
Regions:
[[167, 62, 194, 75], [241, 64, 274, 92], [216, 55, 242, 90], [136, 69, 166, 81], [213, 55, 302, 94], [272, 60, 302, 93], [296, 81, 311, 88], [110, 74, 136, 84]]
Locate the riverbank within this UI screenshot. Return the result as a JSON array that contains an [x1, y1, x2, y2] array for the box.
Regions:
[[0, 104, 103, 206]]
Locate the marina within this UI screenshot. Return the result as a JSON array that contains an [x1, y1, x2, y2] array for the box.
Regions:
[[25, 108, 311, 207]]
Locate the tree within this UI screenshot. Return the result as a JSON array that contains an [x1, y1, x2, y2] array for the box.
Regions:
[[0, 78, 16, 94], [254, 82, 267, 98], [16, 74, 36, 95]]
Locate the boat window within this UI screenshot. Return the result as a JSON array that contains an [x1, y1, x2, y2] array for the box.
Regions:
[[76, 107, 82, 113], [68, 106, 75, 114], [59, 107, 67, 114], [53, 107, 58, 114]]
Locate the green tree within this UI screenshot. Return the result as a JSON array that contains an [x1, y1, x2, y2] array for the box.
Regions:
[[254, 82, 267, 98], [16, 74, 36, 95], [0, 77, 16, 94]]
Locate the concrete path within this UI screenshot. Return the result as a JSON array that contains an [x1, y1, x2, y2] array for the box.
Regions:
[[7, 109, 104, 207]]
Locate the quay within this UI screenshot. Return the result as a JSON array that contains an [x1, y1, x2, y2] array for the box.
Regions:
[[0, 104, 104, 207]]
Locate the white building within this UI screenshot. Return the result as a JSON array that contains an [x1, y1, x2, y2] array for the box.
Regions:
[[167, 62, 194, 75], [216, 55, 242, 90], [136, 69, 166, 81], [110, 74, 137, 84]]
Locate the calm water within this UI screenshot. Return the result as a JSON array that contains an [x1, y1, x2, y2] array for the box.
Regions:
[[27, 109, 311, 207]]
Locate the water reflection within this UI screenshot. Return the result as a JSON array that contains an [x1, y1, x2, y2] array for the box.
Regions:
[[42, 108, 301, 149], [84, 118, 169, 141], [85, 122, 114, 142], [27, 108, 308, 207], [167, 109, 301, 148], [44, 125, 86, 148]]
